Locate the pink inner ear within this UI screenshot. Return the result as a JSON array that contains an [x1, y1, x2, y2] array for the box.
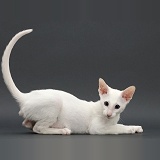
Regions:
[[99, 87, 107, 94], [122, 94, 132, 101], [99, 78, 108, 95], [122, 86, 136, 101]]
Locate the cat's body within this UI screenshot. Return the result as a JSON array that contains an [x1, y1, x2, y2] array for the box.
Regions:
[[1, 29, 143, 135]]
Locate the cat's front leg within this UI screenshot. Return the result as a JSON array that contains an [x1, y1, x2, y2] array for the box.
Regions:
[[115, 124, 143, 134], [89, 124, 143, 135], [108, 124, 143, 134]]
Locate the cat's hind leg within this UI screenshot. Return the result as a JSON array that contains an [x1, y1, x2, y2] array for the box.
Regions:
[[33, 120, 71, 135], [23, 94, 71, 134]]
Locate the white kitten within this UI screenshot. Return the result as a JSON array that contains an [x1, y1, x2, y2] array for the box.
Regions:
[[1, 29, 143, 135]]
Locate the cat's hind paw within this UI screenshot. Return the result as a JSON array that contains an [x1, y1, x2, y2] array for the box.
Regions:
[[22, 119, 33, 129], [62, 128, 71, 135]]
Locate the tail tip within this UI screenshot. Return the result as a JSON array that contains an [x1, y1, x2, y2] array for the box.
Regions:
[[26, 29, 33, 33]]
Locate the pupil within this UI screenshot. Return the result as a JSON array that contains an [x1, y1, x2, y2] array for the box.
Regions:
[[104, 101, 109, 106]]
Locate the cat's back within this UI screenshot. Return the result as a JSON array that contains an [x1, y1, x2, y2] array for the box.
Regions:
[[24, 89, 81, 103], [23, 88, 91, 111]]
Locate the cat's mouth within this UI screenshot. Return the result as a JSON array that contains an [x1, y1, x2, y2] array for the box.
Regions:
[[106, 115, 114, 119]]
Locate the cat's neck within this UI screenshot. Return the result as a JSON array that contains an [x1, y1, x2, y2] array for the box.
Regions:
[[92, 100, 104, 115]]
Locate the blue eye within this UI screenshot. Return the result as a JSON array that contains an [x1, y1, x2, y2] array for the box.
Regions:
[[104, 101, 109, 106], [115, 105, 120, 109]]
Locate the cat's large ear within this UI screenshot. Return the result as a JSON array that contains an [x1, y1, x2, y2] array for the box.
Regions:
[[98, 78, 109, 95], [122, 86, 136, 101]]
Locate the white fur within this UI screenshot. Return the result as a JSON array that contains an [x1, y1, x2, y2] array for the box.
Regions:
[[1, 29, 143, 135]]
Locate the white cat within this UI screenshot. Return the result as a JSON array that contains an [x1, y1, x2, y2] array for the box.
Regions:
[[1, 29, 143, 135]]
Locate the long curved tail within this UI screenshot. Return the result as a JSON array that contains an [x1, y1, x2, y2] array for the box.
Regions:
[[1, 29, 33, 102]]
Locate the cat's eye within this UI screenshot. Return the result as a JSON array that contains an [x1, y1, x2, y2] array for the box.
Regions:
[[115, 105, 120, 109], [104, 101, 109, 106]]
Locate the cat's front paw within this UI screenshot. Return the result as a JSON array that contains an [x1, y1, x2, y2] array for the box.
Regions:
[[126, 126, 143, 134], [134, 126, 143, 133], [61, 128, 71, 135]]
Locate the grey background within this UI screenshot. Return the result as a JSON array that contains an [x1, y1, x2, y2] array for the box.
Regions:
[[0, 0, 160, 160]]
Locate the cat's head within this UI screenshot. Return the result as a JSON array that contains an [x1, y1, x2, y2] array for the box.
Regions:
[[98, 78, 136, 119]]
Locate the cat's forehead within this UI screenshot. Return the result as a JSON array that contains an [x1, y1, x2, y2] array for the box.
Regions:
[[102, 88, 122, 102], [109, 88, 122, 96]]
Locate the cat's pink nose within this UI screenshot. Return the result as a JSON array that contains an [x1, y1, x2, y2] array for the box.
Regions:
[[107, 112, 112, 118]]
